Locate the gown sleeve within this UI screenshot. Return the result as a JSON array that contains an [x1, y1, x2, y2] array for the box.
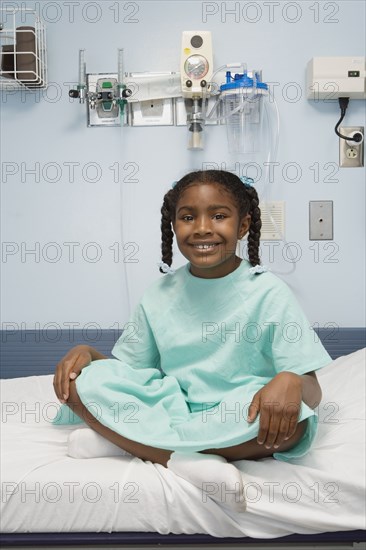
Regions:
[[111, 302, 161, 371], [256, 276, 333, 461], [261, 277, 332, 376]]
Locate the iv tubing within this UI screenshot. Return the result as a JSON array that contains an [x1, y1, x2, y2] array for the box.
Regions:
[[260, 90, 297, 275], [209, 62, 247, 94], [210, 75, 296, 275], [205, 62, 297, 275], [206, 90, 264, 123], [206, 65, 259, 122], [119, 152, 132, 320]]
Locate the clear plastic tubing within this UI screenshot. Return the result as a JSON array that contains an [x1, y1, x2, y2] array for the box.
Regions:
[[261, 93, 297, 275], [210, 62, 247, 94], [208, 65, 296, 274], [207, 67, 257, 122]]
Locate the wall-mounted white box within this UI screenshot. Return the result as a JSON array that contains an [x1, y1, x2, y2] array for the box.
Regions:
[[306, 57, 366, 100], [260, 201, 285, 240]]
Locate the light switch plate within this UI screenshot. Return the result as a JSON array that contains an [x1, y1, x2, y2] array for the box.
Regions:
[[309, 201, 333, 240]]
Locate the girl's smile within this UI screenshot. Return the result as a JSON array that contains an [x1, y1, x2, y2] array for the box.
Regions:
[[172, 183, 250, 279]]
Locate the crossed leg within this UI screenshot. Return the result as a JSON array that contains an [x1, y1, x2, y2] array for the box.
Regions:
[[66, 379, 307, 467]]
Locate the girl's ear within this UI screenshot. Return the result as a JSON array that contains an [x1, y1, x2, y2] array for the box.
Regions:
[[238, 214, 251, 239]]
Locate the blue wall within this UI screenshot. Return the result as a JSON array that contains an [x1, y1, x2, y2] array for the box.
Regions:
[[1, 0, 365, 334]]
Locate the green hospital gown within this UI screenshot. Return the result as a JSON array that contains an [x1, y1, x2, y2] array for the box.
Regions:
[[53, 260, 332, 461]]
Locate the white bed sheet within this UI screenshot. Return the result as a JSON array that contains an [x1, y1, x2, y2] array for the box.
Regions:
[[1, 349, 365, 538]]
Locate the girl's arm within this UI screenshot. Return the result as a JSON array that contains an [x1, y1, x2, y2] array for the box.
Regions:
[[298, 370, 322, 409], [88, 346, 108, 361], [247, 370, 322, 450], [53, 345, 108, 403], [271, 370, 322, 409]]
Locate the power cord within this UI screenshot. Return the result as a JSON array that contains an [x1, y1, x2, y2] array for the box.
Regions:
[[335, 97, 363, 142]]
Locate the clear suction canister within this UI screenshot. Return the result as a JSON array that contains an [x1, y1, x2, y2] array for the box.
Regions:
[[220, 71, 268, 154]]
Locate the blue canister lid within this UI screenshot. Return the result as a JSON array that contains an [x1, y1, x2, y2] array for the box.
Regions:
[[220, 71, 268, 91]]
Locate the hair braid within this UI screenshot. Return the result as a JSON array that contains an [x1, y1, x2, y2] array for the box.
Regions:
[[160, 192, 175, 274], [245, 186, 262, 267]]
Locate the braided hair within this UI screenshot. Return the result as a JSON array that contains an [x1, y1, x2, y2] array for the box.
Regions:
[[159, 170, 261, 274]]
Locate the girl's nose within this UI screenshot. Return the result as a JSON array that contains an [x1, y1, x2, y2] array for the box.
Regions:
[[193, 216, 213, 234]]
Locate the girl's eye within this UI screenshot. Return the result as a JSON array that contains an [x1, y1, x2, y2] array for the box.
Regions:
[[181, 214, 226, 221]]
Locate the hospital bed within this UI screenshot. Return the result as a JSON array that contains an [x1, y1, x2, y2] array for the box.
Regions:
[[1, 327, 365, 549]]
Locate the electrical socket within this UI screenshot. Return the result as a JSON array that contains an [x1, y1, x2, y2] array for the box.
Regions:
[[339, 126, 364, 167]]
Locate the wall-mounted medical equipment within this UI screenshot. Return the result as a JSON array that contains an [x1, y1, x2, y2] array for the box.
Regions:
[[181, 31, 213, 98], [68, 31, 275, 159], [69, 49, 129, 127], [306, 57, 365, 100], [210, 69, 269, 154], [180, 31, 213, 149], [306, 56, 366, 168], [0, 6, 47, 90]]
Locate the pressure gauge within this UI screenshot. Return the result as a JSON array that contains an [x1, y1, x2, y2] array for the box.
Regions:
[[181, 31, 213, 98], [184, 55, 209, 80]]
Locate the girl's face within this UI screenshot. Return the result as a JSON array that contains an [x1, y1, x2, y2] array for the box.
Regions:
[[172, 182, 251, 279]]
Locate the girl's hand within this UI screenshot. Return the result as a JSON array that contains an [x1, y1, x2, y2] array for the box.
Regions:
[[247, 372, 302, 450], [53, 345, 93, 404]]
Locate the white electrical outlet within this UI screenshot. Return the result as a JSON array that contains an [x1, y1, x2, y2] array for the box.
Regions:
[[339, 126, 364, 167], [346, 148, 358, 159]]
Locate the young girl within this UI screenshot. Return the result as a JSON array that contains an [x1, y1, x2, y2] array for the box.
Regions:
[[53, 170, 331, 512]]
